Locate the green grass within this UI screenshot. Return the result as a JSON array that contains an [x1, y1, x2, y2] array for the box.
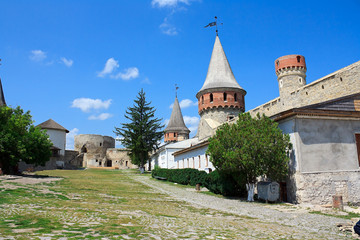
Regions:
[[309, 210, 360, 220], [0, 169, 349, 239]]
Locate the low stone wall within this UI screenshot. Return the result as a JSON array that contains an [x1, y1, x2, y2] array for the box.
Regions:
[[292, 171, 360, 205]]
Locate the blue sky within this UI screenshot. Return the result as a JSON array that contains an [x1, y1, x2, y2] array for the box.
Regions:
[[1, 0, 360, 149]]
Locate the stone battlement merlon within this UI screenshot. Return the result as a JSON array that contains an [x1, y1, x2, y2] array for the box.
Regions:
[[249, 59, 360, 117]]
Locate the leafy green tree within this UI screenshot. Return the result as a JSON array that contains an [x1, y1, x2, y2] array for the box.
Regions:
[[114, 89, 164, 171], [0, 106, 53, 174], [206, 113, 292, 201]]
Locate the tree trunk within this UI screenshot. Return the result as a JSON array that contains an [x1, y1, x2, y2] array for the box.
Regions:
[[147, 158, 151, 171], [246, 183, 255, 202]]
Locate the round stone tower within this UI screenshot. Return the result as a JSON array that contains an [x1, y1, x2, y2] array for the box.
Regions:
[[196, 36, 246, 125], [275, 55, 307, 102], [164, 96, 190, 143]]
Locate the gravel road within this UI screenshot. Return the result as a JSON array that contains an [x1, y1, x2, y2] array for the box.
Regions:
[[131, 174, 354, 239]]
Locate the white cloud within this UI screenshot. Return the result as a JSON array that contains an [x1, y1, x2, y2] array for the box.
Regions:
[[183, 116, 199, 126], [169, 99, 197, 109], [115, 137, 124, 147], [30, 50, 47, 62], [141, 77, 151, 85], [71, 98, 112, 112], [88, 113, 113, 121], [98, 58, 119, 77], [152, 0, 190, 8], [111, 67, 139, 80], [184, 116, 199, 133], [61, 57, 73, 67], [66, 128, 79, 150], [160, 18, 178, 36]]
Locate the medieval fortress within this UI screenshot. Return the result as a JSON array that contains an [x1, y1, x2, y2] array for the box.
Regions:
[[1, 33, 359, 206], [152, 35, 360, 206]]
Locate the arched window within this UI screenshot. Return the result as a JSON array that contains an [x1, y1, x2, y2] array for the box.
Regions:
[[202, 96, 204, 104], [234, 93, 237, 102], [223, 92, 227, 102], [297, 56, 301, 63], [210, 93, 213, 103]]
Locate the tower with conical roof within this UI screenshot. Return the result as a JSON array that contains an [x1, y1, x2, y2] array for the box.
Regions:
[[0, 78, 6, 107], [196, 35, 246, 140], [164, 97, 190, 143]]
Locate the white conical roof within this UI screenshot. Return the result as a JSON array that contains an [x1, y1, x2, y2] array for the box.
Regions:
[[197, 36, 244, 96], [164, 97, 190, 134]]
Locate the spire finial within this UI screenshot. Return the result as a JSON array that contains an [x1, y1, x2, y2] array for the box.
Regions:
[[175, 84, 179, 97], [204, 16, 223, 36]]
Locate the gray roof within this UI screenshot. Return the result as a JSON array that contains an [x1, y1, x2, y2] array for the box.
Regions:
[[197, 36, 245, 97], [0, 78, 6, 107], [36, 119, 69, 133], [164, 97, 190, 134]]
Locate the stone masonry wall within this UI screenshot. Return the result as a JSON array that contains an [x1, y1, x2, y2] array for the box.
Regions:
[[291, 171, 360, 205], [250, 60, 360, 117]]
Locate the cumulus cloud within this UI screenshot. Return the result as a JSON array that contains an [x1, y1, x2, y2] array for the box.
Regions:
[[169, 99, 197, 109], [151, 0, 190, 8], [61, 57, 73, 67], [98, 58, 119, 77], [141, 77, 151, 84], [29, 50, 47, 62], [98, 58, 139, 80], [71, 98, 112, 112], [184, 116, 199, 133], [160, 18, 178, 36], [88, 113, 113, 120], [66, 128, 79, 150], [111, 67, 139, 80], [115, 136, 124, 147]]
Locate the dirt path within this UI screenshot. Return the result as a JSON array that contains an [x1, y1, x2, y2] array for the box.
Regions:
[[131, 173, 353, 239]]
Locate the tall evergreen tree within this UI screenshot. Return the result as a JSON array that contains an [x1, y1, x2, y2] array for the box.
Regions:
[[114, 89, 163, 171]]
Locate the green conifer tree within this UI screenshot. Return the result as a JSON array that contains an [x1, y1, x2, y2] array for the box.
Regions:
[[114, 89, 164, 171]]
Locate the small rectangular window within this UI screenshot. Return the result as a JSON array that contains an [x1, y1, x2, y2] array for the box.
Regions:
[[356, 134, 360, 167]]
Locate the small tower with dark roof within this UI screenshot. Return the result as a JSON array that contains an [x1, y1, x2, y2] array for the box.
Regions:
[[164, 97, 190, 143], [0, 78, 6, 107], [196, 35, 246, 127]]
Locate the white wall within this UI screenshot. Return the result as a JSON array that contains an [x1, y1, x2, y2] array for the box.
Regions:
[[173, 145, 214, 172], [46, 129, 66, 156]]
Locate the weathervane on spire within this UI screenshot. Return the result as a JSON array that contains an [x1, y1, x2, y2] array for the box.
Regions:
[[204, 16, 223, 35], [175, 84, 179, 97]]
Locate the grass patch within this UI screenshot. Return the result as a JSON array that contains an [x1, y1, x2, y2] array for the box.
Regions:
[[309, 210, 360, 220]]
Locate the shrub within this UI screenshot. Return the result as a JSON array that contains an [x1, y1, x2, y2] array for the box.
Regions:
[[152, 168, 207, 186], [203, 170, 246, 197]]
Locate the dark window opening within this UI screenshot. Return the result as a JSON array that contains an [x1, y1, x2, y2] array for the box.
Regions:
[[106, 160, 112, 167], [100, 143, 102, 146], [223, 92, 227, 101], [81, 145, 87, 153], [355, 134, 360, 167], [340, 77, 343, 81], [202, 96, 204, 104], [210, 93, 213, 103], [276, 60, 279, 66], [51, 149, 60, 157], [125, 161, 128, 167], [234, 93, 237, 102], [296, 56, 301, 63]]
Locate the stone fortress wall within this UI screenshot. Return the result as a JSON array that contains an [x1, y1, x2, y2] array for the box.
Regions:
[[74, 134, 136, 169], [249, 60, 360, 117], [246, 56, 360, 205]]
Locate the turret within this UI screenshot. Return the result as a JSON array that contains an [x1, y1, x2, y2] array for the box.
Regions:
[[275, 55, 307, 103], [164, 97, 190, 143], [196, 35, 246, 123]]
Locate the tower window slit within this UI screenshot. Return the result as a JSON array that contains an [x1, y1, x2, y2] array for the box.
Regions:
[[297, 56, 301, 63], [234, 93, 237, 102], [223, 92, 227, 102], [210, 93, 213, 103]]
